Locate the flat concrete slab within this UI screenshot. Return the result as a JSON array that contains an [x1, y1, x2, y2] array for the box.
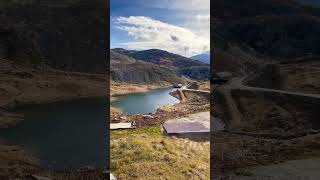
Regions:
[[110, 123, 135, 130], [163, 122, 209, 134], [163, 111, 210, 134]]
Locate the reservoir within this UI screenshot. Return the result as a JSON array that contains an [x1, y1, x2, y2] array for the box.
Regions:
[[0, 97, 107, 170], [111, 88, 180, 115]]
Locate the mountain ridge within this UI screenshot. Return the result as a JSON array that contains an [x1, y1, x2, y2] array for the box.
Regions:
[[0, 0, 107, 73], [191, 53, 210, 64], [214, 0, 320, 60], [110, 48, 210, 84]]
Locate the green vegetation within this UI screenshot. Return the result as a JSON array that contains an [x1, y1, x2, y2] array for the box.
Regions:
[[111, 127, 163, 138], [110, 127, 210, 179]]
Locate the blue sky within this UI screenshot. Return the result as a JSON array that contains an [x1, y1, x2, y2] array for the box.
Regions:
[[110, 0, 210, 57]]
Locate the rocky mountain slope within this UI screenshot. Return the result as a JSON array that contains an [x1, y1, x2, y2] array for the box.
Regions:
[[212, 1, 320, 178], [0, 1, 108, 178], [110, 48, 210, 84], [0, 0, 106, 73], [213, 0, 320, 60]]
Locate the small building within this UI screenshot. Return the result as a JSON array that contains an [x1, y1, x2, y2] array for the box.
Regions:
[[162, 121, 210, 141]]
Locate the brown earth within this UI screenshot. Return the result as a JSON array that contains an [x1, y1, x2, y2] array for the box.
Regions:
[[212, 132, 320, 180], [110, 81, 172, 97], [245, 59, 320, 94], [212, 63, 320, 178]]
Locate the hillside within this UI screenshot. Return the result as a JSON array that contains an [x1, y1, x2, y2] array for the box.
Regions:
[[110, 48, 210, 83], [213, 0, 320, 59], [0, 1, 107, 178], [212, 1, 320, 178], [0, 0, 106, 73], [191, 53, 210, 64]]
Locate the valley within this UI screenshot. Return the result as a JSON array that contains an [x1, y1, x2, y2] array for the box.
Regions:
[[110, 48, 211, 179]]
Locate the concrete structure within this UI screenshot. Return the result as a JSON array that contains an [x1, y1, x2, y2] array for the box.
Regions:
[[110, 122, 135, 130], [162, 112, 210, 141], [163, 122, 209, 134], [110, 173, 116, 180]]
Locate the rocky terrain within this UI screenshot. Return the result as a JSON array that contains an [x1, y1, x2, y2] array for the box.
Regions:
[[111, 48, 210, 84], [0, 0, 107, 179], [0, 0, 106, 73], [212, 0, 320, 179], [110, 85, 210, 179], [213, 0, 320, 60]]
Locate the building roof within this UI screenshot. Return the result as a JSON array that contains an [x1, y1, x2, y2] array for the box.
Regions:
[[163, 122, 209, 134]]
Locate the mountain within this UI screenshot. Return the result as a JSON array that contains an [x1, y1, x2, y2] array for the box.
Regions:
[[0, 0, 106, 73], [110, 48, 210, 84], [112, 48, 208, 69], [191, 53, 210, 64], [213, 0, 320, 60], [110, 50, 183, 84]]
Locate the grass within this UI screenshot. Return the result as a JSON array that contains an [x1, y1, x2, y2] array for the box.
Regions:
[[110, 127, 210, 180], [111, 127, 163, 138]]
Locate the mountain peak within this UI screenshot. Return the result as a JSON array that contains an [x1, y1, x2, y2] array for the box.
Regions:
[[191, 53, 211, 64]]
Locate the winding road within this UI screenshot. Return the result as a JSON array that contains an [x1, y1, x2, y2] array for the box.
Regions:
[[216, 75, 320, 129]]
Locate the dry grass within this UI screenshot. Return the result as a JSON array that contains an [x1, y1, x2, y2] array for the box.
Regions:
[[110, 128, 210, 180], [197, 81, 210, 91], [110, 82, 172, 96]]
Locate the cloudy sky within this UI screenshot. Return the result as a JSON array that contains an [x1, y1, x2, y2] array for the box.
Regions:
[[110, 0, 210, 57]]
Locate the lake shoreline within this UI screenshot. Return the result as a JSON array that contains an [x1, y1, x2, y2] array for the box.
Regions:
[[0, 96, 108, 176], [1, 95, 108, 129], [0, 68, 108, 177], [110, 82, 173, 98], [110, 83, 176, 116], [111, 87, 179, 115]]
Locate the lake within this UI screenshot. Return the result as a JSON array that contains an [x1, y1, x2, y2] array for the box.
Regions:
[[111, 88, 180, 115], [0, 97, 107, 170]]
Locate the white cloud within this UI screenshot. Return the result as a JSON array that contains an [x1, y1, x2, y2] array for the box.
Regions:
[[183, 14, 210, 39], [113, 16, 209, 57], [141, 0, 210, 11]]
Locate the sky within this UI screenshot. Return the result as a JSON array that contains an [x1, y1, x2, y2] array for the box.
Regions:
[[110, 0, 210, 57]]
